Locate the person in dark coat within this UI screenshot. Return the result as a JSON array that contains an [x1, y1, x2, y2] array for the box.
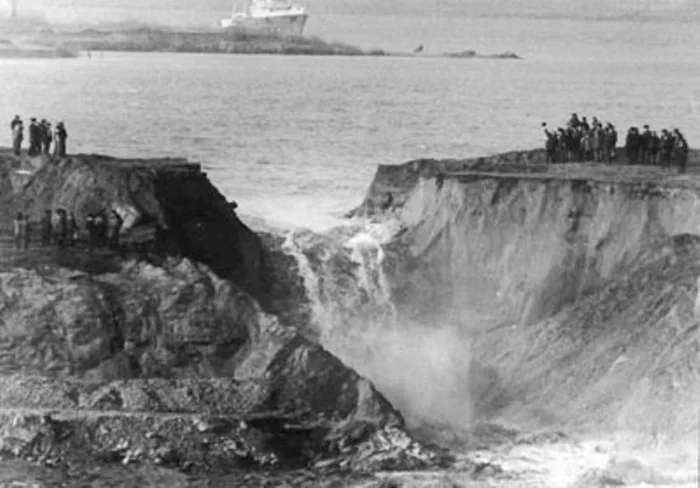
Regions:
[[640, 125, 653, 164], [626, 127, 641, 165], [10, 115, 21, 131], [580, 117, 590, 132], [649, 131, 660, 165], [28, 118, 40, 155], [107, 210, 124, 250], [567, 113, 581, 129], [41, 120, 53, 155], [543, 123, 557, 163], [673, 129, 689, 174], [659, 129, 674, 169], [40, 209, 53, 246], [85, 214, 96, 249]]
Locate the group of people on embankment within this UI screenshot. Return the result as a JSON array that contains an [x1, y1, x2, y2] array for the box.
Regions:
[[543, 113, 690, 172], [10, 115, 68, 157], [11, 208, 123, 251]]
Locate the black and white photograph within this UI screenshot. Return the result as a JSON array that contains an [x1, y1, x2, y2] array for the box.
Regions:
[[0, 0, 698, 486]]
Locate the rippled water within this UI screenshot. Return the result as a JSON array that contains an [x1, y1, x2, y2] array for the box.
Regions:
[[0, 17, 698, 229]]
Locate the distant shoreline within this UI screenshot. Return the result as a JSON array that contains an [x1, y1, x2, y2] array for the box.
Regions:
[[24, 27, 520, 59]]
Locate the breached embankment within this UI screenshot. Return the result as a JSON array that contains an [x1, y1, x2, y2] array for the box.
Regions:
[[274, 148, 700, 486], [0, 148, 446, 485]]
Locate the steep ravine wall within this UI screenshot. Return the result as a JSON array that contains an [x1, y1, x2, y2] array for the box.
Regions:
[[385, 168, 700, 326]]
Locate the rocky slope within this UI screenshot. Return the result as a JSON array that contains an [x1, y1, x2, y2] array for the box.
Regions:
[[0, 148, 442, 482], [275, 149, 700, 486]]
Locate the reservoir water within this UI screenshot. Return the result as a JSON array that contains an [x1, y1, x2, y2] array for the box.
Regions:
[[0, 17, 698, 230]]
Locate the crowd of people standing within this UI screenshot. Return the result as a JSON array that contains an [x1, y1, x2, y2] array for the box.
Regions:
[[10, 208, 124, 251], [10, 115, 68, 157], [543, 113, 690, 172]]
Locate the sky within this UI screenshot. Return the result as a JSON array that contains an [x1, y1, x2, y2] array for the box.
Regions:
[[3, 0, 699, 26]]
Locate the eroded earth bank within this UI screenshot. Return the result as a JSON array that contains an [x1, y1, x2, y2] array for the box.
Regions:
[[0, 147, 698, 487]]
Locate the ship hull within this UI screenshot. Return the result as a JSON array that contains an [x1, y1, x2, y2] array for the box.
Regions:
[[225, 13, 308, 37]]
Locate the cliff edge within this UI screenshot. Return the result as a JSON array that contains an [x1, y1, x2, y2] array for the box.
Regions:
[[0, 149, 443, 481]]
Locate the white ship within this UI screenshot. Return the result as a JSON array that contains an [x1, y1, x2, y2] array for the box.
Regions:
[[220, 0, 308, 37]]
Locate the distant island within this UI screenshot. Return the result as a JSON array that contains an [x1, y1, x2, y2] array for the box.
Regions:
[[0, 20, 520, 59], [32, 27, 388, 56], [0, 37, 76, 59]]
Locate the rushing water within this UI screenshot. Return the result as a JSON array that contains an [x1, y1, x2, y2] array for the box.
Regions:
[[0, 17, 699, 231]]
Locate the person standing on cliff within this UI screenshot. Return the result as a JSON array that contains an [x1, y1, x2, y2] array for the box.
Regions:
[[567, 113, 581, 129], [41, 120, 53, 155], [12, 121, 24, 156], [13, 213, 29, 251], [40, 209, 52, 246], [543, 123, 557, 163], [28, 118, 40, 155], [626, 127, 641, 165], [107, 210, 124, 250], [606, 124, 618, 162], [640, 125, 653, 164], [649, 131, 660, 166], [673, 129, 689, 174], [66, 212, 78, 247], [592, 124, 604, 163], [659, 129, 674, 168], [53, 121, 68, 158]]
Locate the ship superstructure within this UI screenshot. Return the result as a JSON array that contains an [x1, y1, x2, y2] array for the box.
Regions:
[[220, 0, 308, 37]]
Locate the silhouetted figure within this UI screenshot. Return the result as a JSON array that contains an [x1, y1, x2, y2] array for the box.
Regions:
[[567, 113, 581, 129], [85, 214, 96, 249], [673, 129, 689, 174], [12, 121, 23, 156], [660, 129, 674, 169], [67, 212, 78, 247], [53, 121, 68, 158], [41, 120, 53, 155], [13, 212, 29, 250], [607, 124, 618, 161], [40, 209, 53, 246], [107, 210, 124, 250], [640, 125, 652, 164], [93, 212, 107, 246], [54, 209, 68, 247], [649, 131, 660, 165], [592, 124, 604, 162], [625, 127, 641, 165], [581, 130, 592, 161], [543, 123, 557, 163], [580, 117, 590, 132], [28, 118, 40, 155]]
